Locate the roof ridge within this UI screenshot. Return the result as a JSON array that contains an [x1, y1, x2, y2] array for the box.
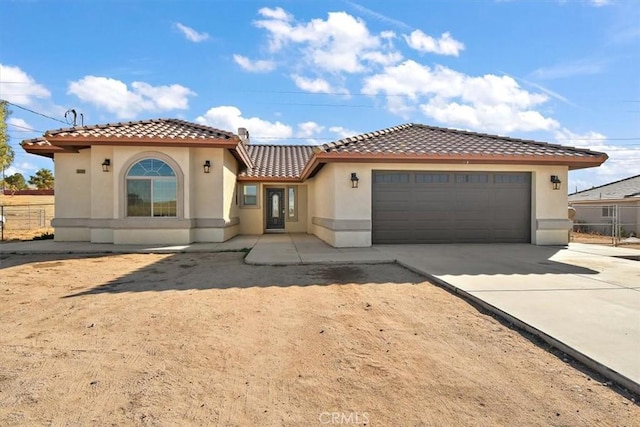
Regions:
[[249, 144, 318, 148], [411, 123, 604, 156], [164, 118, 237, 137], [44, 118, 164, 136], [569, 174, 640, 196], [43, 118, 237, 139], [322, 123, 413, 151]]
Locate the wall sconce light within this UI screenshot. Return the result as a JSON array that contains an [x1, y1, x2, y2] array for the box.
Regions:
[[203, 160, 211, 173], [550, 175, 561, 190], [350, 172, 359, 188], [101, 159, 111, 172]]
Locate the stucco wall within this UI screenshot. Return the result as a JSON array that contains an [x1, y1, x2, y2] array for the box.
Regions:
[[308, 162, 571, 247], [52, 151, 91, 241], [238, 182, 308, 235], [52, 146, 241, 244]]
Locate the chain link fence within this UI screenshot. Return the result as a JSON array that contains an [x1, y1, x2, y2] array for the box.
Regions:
[[570, 203, 640, 247], [0, 203, 55, 241]]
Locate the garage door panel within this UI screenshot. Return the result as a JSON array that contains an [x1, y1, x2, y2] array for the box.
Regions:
[[414, 212, 454, 221], [372, 171, 531, 244]]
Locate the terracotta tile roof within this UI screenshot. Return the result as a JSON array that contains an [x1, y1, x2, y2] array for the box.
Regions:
[[569, 174, 640, 201], [241, 145, 316, 179], [21, 118, 252, 167], [40, 118, 236, 141], [320, 123, 605, 160], [22, 120, 607, 178]]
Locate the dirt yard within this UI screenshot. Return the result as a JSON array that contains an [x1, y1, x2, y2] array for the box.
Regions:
[[0, 252, 637, 426]]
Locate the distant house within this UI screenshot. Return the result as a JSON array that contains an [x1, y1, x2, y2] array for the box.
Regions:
[[21, 119, 606, 246], [569, 175, 640, 236]]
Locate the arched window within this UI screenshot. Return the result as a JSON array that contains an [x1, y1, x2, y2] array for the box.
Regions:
[[126, 159, 177, 217]]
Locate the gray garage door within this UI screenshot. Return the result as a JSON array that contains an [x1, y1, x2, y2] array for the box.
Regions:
[[372, 171, 531, 244]]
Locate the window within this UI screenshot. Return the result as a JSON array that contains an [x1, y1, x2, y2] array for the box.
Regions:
[[288, 186, 297, 221], [455, 173, 488, 184], [415, 173, 449, 184], [494, 174, 527, 184], [602, 206, 614, 217], [126, 159, 177, 217], [242, 184, 258, 206], [374, 173, 410, 184]]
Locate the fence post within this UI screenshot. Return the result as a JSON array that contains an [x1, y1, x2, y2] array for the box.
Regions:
[[614, 204, 620, 247]]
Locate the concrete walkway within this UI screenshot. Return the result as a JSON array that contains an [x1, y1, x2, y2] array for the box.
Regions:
[[2, 234, 639, 395]]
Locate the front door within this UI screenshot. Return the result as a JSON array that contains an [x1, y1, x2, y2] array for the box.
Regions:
[[266, 188, 285, 230]]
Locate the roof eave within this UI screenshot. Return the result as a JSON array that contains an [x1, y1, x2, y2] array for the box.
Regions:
[[21, 143, 74, 158], [45, 135, 238, 147], [237, 176, 303, 182], [303, 152, 608, 171]]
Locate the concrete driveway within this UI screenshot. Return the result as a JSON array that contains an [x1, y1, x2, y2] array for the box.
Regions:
[[378, 243, 640, 394]]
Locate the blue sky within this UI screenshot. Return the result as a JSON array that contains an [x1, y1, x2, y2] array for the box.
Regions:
[[1, 0, 638, 192]]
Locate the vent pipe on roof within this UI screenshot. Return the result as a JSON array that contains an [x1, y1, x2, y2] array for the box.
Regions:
[[238, 127, 250, 145]]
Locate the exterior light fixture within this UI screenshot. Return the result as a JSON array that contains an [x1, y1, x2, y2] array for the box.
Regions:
[[550, 175, 561, 190], [350, 172, 359, 188], [101, 159, 111, 172], [203, 160, 211, 173]]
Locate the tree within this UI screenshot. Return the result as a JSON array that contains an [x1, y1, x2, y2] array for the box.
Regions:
[[0, 101, 15, 190], [2, 173, 28, 193], [28, 168, 54, 189]]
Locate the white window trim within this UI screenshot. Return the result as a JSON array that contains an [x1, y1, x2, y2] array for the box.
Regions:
[[240, 183, 260, 208], [287, 186, 298, 222], [119, 152, 185, 219]]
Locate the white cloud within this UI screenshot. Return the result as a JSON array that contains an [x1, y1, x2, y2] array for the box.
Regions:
[[6, 161, 40, 177], [558, 128, 640, 188], [254, 8, 400, 74], [0, 64, 50, 106], [362, 60, 559, 134], [329, 126, 360, 139], [195, 106, 292, 142], [233, 55, 276, 73], [174, 22, 210, 42], [421, 99, 558, 133], [7, 117, 33, 131], [291, 75, 349, 95], [404, 30, 465, 56], [297, 121, 324, 138], [68, 76, 195, 119], [257, 6, 292, 21], [554, 128, 607, 147]]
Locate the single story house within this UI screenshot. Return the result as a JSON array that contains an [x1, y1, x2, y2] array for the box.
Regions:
[[569, 174, 640, 236], [22, 119, 607, 246]]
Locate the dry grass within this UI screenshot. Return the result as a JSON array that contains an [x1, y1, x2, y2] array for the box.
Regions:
[[0, 195, 55, 241], [571, 232, 640, 250]]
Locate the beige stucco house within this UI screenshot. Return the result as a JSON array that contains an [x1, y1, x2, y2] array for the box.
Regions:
[[22, 119, 607, 246], [569, 174, 640, 236]]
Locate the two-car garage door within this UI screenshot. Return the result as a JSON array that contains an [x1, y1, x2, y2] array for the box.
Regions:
[[372, 171, 531, 244]]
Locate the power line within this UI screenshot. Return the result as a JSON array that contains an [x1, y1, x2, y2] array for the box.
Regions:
[[7, 123, 45, 133], [256, 102, 374, 108], [556, 137, 640, 141], [1, 100, 67, 124]]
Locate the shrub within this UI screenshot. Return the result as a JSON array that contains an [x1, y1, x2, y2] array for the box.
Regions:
[[32, 232, 54, 240]]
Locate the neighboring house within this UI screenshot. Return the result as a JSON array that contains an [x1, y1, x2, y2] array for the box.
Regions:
[[21, 119, 607, 247], [569, 174, 640, 236]]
